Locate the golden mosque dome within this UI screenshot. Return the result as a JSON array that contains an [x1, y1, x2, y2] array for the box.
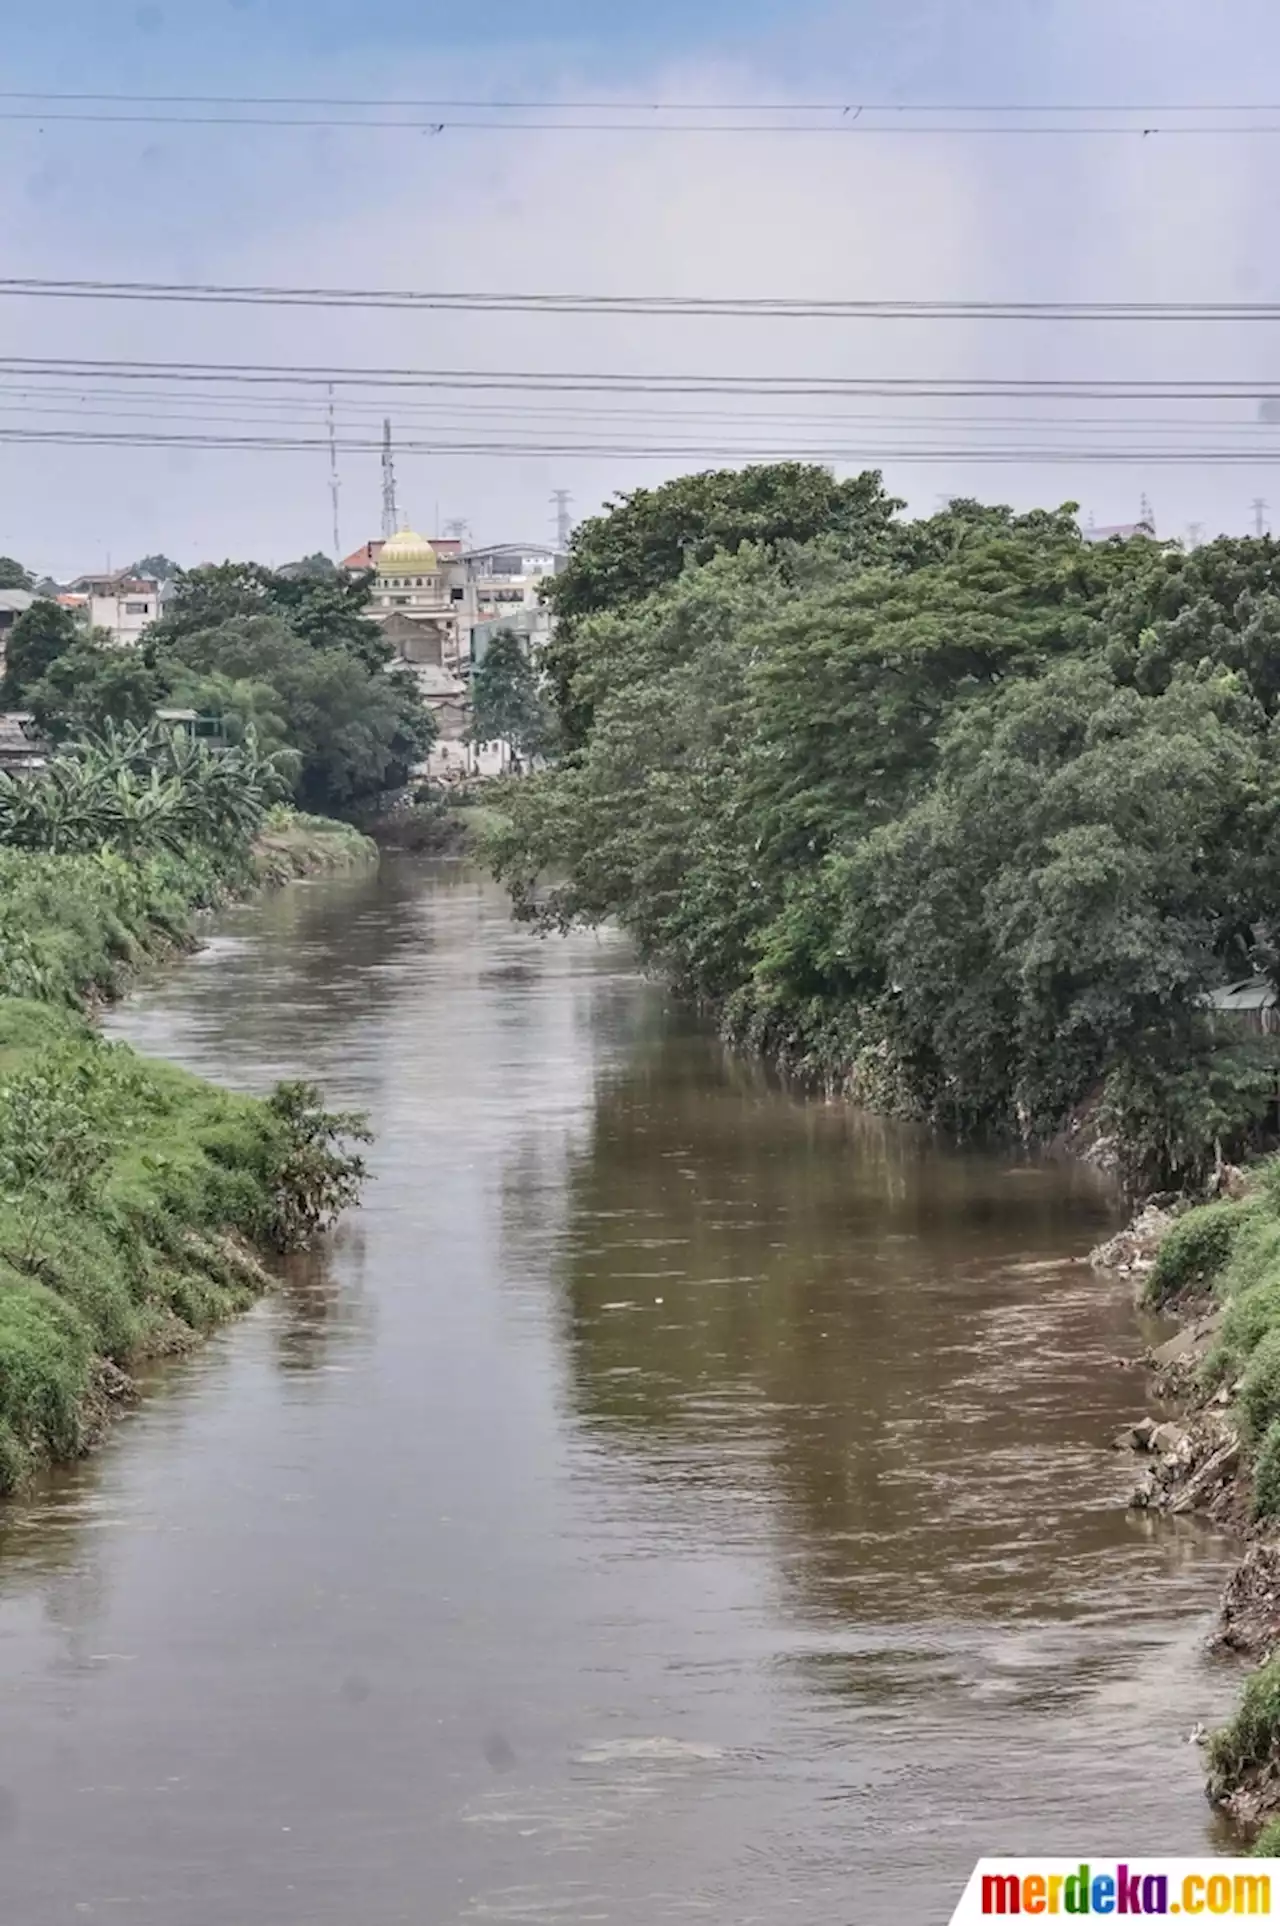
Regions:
[[377, 528, 439, 574]]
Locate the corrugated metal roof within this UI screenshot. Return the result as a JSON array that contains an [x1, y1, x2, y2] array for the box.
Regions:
[[1208, 977, 1278, 1012]]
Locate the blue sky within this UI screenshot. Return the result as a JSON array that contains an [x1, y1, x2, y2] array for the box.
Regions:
[[2, 0, 1279, 575]]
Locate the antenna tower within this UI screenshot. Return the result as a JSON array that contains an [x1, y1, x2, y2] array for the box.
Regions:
[[1254, 497, 1270, 539], [1139, 493, 1155, 533], [381, 419, 399, 540], [551, 488, 573, 550]]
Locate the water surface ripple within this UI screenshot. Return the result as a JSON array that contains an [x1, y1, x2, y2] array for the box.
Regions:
[[0, 860, 1244, 1923]]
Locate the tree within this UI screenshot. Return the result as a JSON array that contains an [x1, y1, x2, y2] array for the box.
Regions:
[[0, 600, 81, 707], [469, 631, 550, 768], [275, 553, 338, 582], [24, 642, 167, 741], [491, 492, 1280, 1184], [158, 615, 434, 811], [544, 464, 904, 749], [0, 557, 33, 591], [129, 554, 180, 582], [147, 562, 277, 642]]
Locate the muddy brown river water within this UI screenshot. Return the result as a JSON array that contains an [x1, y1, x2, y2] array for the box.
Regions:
[[0, 858, 1249, 1923]]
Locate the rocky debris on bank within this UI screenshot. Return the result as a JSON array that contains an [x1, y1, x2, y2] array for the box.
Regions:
[[1090, 1203, 1179, 1279], [1213, 1544, 1280, 1662]]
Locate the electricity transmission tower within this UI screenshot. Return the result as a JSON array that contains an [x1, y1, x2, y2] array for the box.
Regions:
[[381, 419, 399, 540], [1254, 497, 1270, 538]]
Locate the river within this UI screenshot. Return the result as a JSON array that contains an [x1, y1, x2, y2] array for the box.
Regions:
[[0, 858, 1247, 1923]]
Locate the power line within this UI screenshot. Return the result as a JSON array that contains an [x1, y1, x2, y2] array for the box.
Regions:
[[11, 278, 1280, 320], [3, 356, 1280, 400], [0, 423, 1278, 463], [3, 109, 1280, 135], [9, 93, 1280, 112]]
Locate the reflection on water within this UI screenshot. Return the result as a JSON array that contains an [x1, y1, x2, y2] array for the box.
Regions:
[[0, 860, 1248, 1925]]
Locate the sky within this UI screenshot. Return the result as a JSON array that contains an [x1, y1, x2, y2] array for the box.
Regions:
[[3, 0, 1280, 576]]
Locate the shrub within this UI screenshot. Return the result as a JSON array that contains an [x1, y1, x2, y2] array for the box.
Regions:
[[1145, 1201, 1250, 1308], [1240, 1329, 1280, 1442], [1254, 1421, 1280, 1521], [0, 1002, 370, 1494], [261, 1081, 371, 1251], [1251, 1817, 1280, 1857], [1209, 1653, 1280, 1796], [1211, 1272, 1280, 1383]]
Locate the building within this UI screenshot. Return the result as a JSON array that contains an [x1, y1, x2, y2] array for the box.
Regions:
[[347, 529, 561, 668], [342, 536, 463, 574], [365, 529, 466, 672], [1081, 520, 1156, 545], [460, 543, 560, 659], [65, 571, 163, 645], [1208, 977, 1280, 1036], [470, 605, 555, 666], [0, 589, 35, 639], [0, 712, 49, 775]]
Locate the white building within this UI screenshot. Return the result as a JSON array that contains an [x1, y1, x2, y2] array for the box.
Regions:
[[65, 572, 163, 645], [460, 543, 560, 660]]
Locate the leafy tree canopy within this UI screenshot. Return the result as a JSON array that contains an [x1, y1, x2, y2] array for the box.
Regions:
[[0, 600, 82, 708], [160, 615, 433, 812], [128, 553, 180, 582], [544, 464, 904, 748], [491, 473, 1280, 1186], [0, 556, 34, 591], [25, 642, 167, 742], [469, 631, 551, 765]]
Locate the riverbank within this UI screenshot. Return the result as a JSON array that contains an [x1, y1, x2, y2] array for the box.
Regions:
[[0, 808, 375, 1010], [0, 815, 376, 1497], [0, 995, 369, 1495], [362, 790, 510, 856], [1098, 1175, 1280, 1835]]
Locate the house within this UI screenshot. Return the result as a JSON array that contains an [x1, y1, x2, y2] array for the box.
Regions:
[[0, 712, 49, 774], [0, 589, 35, 638], [1208, 978, 1280, 1036], [65, 571, 162, 645], [1081, 521, 1156, 545], [470, 605, 555, 666], [459, 543, 560, 661]]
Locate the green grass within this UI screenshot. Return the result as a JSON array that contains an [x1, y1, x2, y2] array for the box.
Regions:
[[0, 998, 365, 1495], [1144, 1199, 1253, 1308], [1209, 1654, 1280, 1800]]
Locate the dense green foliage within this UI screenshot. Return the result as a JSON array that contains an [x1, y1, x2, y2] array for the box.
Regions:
[[1252, 1420, 1280, 1521], [0, 556, 33, 591], [1145, 1202, 1255, 1308], [0, 599, 83, 707], [544, 464, 903, 749], [1209, 1652, 1280, 1798], [469, 630, 550, 766], [0, 1000, 369, 1492], [3, 564, 434, 814], [0, 721, 282, 859], [159, 614, 428, 812], [495, 467, 1280, 1186]]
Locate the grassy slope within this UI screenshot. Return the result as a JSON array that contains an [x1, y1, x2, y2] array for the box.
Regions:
[[1145, 1169, 1280, 1820], [0, 814, 376, 1495], [0, 999, 292, 1492]]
